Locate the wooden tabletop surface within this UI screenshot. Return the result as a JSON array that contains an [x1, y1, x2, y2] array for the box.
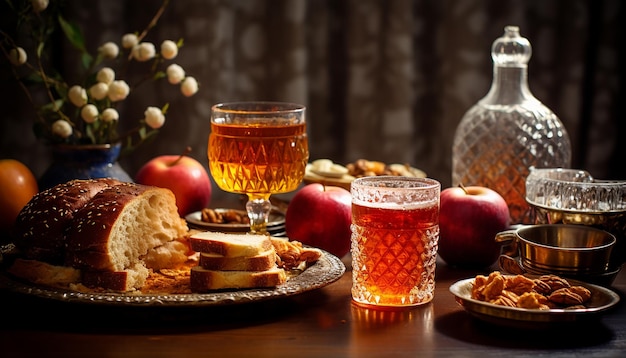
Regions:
[[2, 252, 625, 357]]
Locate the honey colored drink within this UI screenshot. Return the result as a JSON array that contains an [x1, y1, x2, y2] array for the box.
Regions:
[[351, 177, 440, 308], [209, 121, 308, 195], [208, 102, 308, 234]]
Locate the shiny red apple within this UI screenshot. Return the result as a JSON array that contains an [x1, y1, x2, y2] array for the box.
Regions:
[[135, 148, 212, 217], [438, 185, 510, 268], [285, 183, 352, 258]]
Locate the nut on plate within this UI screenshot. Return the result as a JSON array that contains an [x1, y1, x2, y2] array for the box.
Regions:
[[201, 208, 250, 224], [471, 271, 593, 310], [304, 158, 426, 191]]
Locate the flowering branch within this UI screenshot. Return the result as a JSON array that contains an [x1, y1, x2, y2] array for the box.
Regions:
[[0, 0, 198, 153]]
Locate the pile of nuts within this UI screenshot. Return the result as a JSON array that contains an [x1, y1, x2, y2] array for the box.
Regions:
[[309, 158, 425, 179], [471, 271, 592, 310], [346, 159, 424, 178], [200, 208, 250, 224]]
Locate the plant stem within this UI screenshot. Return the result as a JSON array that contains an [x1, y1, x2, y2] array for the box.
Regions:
[[171, 146, 192, 166]]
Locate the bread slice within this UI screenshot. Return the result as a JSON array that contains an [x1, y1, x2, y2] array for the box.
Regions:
[[190, 265, 286, 291], [7, 258, 81, 286], [65, 183, 189, 272], [81, 263, 150, 292], [198, 249, 277, 271], [189, 231, 273, 257]]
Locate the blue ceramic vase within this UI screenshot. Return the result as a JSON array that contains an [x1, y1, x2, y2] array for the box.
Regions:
[[38, 143, 133, 190]]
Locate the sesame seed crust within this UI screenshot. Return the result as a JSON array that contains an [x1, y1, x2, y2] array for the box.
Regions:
[[13, 178, 123, 264], [11, 178, 189, 292]]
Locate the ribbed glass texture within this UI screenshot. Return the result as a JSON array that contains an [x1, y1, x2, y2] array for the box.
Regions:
[[452, 104, 571, 223], [452, 26, 572, 224]]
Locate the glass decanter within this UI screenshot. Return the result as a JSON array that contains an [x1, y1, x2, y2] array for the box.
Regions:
[[452, 26, 571, 224]]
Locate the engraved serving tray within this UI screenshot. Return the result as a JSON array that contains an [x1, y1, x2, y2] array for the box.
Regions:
[[0, 248, 345, 307]]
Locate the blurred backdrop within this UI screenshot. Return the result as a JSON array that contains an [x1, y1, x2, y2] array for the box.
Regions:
[[1, 0, 624, 202]]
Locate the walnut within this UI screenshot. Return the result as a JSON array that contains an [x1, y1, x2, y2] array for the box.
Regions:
[[569, 286, 592, 303], [200, 208, 249, 224], [490, 295, 517, 307], [221, 210, 249, 224], [548, 288, 584, 306], [532, 279, 553, 295], [201, 208, 222, 223], [471, 275, 489, 300], [478, 271, 506, 301], [470, 272, 593, 310], [505, 274, 535, 295], [500, 290, 520, 304], [347, 159, 386, 177], [564, 305, 587, 310], [538, 274, 571, 291], [270, 237, 322, 270], [517, 292, 550, 310]]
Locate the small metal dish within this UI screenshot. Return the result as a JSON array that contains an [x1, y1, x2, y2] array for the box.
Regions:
[[496, 224, 616, 276], [525, 167, 626, 268], [450, 275, 620, 329]]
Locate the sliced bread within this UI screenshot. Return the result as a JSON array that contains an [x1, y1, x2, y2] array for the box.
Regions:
[[81, 263, 150, 292], [11, 179, 190, 292], [7, 258, 81, 286], [190, 265, 287, 291], [198, 249, 277, 272], [189, 231, 273, 257]]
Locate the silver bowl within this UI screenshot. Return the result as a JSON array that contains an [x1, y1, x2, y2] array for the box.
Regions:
[[496, 224, 616, 277], [525, 168, 626, 268]]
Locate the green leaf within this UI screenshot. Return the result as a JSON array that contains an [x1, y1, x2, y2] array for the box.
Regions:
[[81, 52, 93, 69], [36, 41, 45, 58], [85, 124, 96, 144], [57, 15, 87, 52], [22, 72, 45, 85], [138, 126, 147, 139], [39, 99, 64, 114]]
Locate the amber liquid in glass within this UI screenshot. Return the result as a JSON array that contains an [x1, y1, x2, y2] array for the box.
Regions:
[[208, 121, 308, 197], [351, 202, 439, 307]]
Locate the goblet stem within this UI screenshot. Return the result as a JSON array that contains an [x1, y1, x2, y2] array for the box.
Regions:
[[246, 196, 272, 234]]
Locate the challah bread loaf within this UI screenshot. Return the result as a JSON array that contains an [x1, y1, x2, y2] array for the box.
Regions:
[[64, 182, 188, 271], [10, 178, 190, 291], [190, 266, 287, 291], [13, 178, 123, 264]]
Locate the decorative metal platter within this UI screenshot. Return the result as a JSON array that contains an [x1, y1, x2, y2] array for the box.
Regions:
[[0, 249, 345, 307], [449, 276, 620, 329], [185, 208, 285, 232]]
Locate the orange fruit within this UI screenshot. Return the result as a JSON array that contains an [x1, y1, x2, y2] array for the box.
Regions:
[[0, 159, 39, 233]]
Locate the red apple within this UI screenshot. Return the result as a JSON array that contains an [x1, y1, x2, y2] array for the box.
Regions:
[[438, 185, 510, 268], [285, 183, 352, 258], [135, 149, 212, 217]]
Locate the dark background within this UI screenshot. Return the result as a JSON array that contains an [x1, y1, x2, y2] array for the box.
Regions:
[[1, 0, 624, 202]]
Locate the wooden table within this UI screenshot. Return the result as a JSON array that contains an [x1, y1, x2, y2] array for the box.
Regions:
[[2, 253, 625, 357]]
